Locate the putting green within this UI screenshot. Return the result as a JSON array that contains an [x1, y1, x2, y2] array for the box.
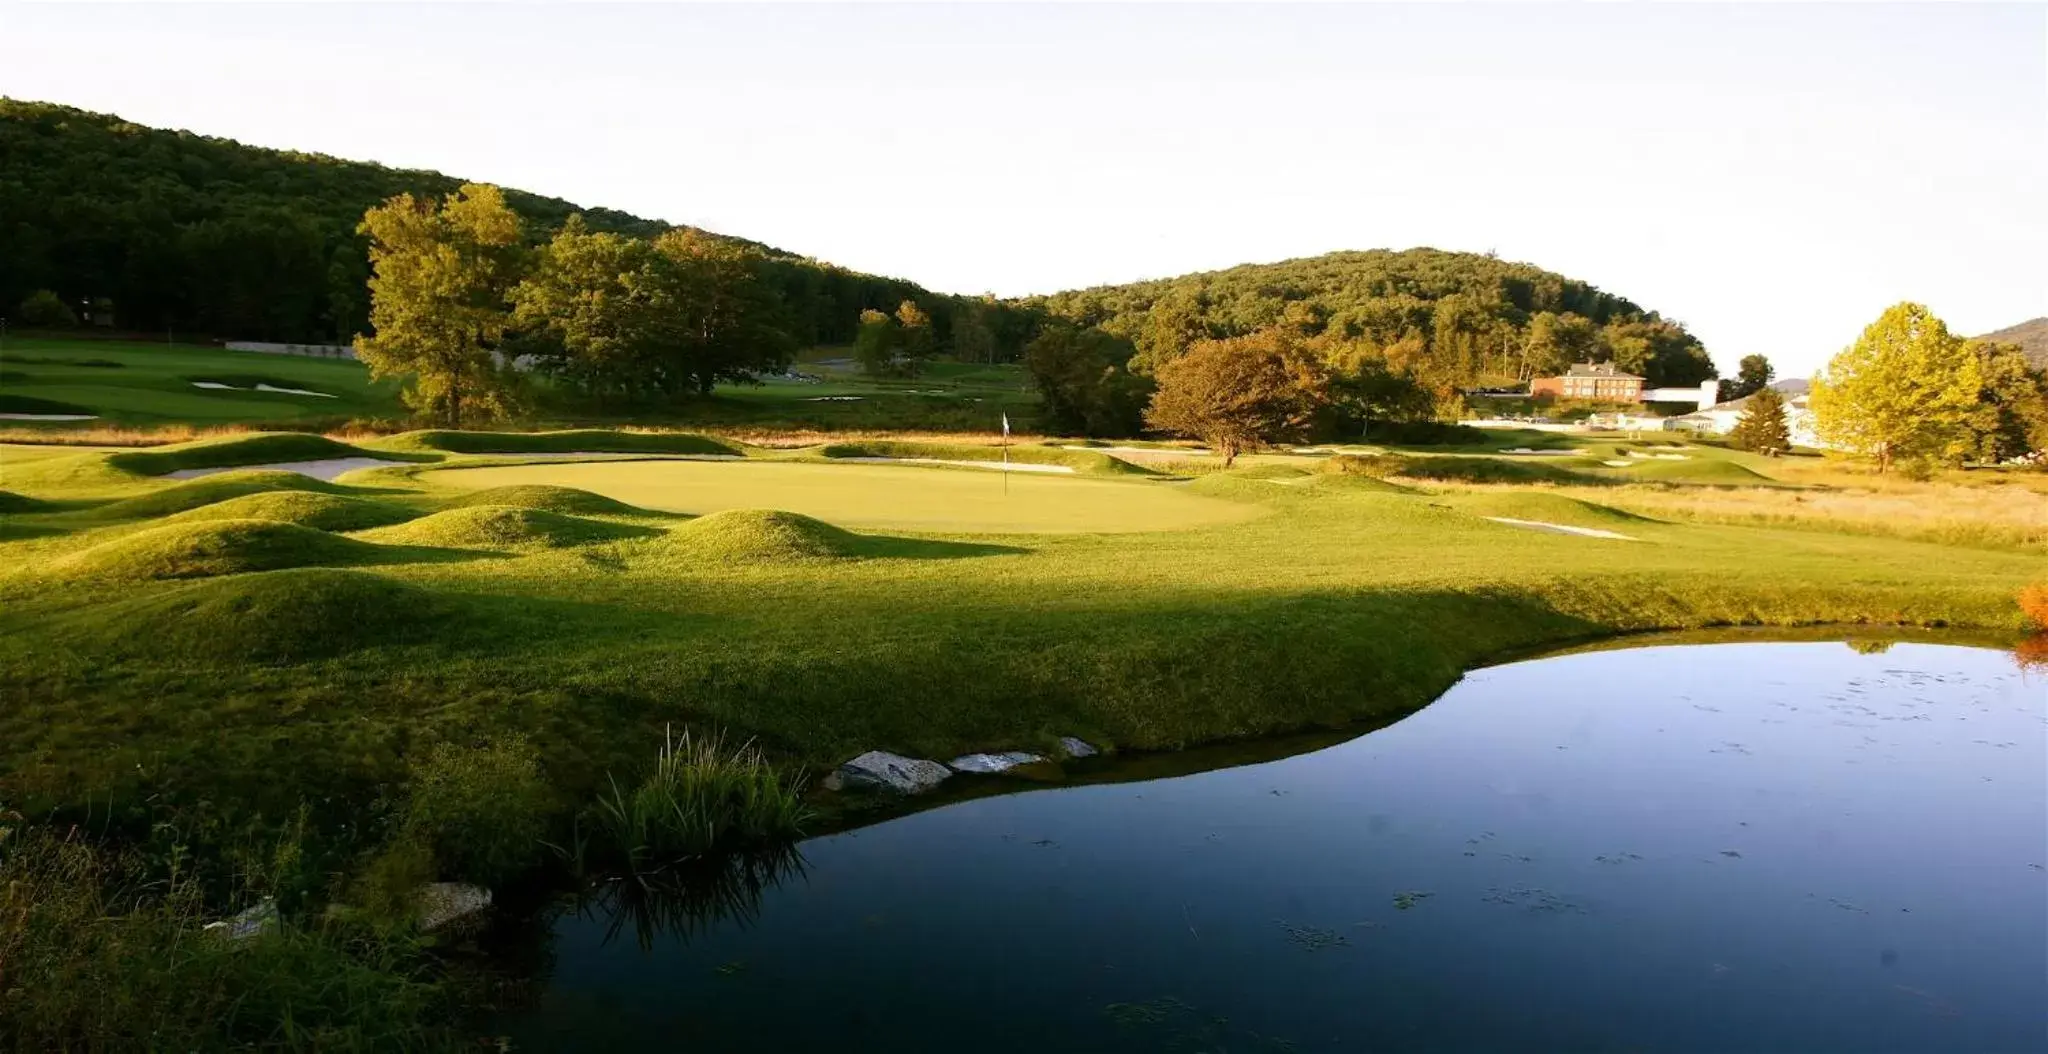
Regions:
[[425, 459, 1263, 534]]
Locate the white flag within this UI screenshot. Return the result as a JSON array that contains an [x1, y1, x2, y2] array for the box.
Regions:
[[1001, 413, 1010, 437]]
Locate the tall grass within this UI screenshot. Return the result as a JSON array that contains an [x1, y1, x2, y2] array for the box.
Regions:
[[589, 728, 810, 871], [0, 825, 450, 1052], [1549, 481, 2048, 551]]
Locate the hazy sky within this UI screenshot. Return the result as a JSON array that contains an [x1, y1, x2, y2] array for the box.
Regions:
[[4, 3, 2042, 376]]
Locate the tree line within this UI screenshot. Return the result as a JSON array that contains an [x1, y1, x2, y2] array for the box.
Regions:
[[0, 100, 935, 349]]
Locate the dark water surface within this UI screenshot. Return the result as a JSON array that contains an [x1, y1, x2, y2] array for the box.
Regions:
[[505, 642, 2047, 1052]]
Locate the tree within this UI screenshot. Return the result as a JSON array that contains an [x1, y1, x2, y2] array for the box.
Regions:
[[1729, 387, 1792, 453], [1023, 324, 1150, 436], [1809, 302, 1984, 473], [1522, 311, 1597, 378], [1964, 340, 2048, 464], [951, 298, 996, 364], [1144, 328, 1331, 466], [1719, 353, 1774, 402], [852, 308, 901, 376], [894, 299, 935, 373], [356, 184, 527, 426], [651, 229, 795, 394], [16, 288, 74, 327], [1316, 336, 1438, 436]]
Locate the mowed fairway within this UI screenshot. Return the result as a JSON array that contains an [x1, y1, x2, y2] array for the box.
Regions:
[[423, 458, 1263, 533]]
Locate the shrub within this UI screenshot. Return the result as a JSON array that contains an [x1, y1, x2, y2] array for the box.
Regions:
[[2020, 582, 2048, 629], [17, 288, 76, 327], [590, 728, 809, 871], [401, 738, 552, 886], [1321, 453, 1406, 478]]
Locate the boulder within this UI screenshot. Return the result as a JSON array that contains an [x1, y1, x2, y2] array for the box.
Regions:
[[204, 898, 278, 942], [948, 751, 1046, 774], [837, 750, 952, 794], [416, 882, 493, 932], [1058, 736, 1101, 759]]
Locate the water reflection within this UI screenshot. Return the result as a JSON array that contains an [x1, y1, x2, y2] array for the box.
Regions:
[[574, 845, 807, 951]]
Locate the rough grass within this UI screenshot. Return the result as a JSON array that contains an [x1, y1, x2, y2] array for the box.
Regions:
[[1610, 458, 1774, 485], [442, 483, 649, 517], [371, 428, 739, 456], [83, 471, 354, 520], [1554, 480, 2048, 552], [47, 519, 390, 581], [589, 728, 810, 870], [358, 505, 655, 550], [657, 508, 867, 563], [164, 491, 420, 532]]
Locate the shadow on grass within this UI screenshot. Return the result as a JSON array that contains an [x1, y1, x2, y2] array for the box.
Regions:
[[849, 534, 1031, 560]]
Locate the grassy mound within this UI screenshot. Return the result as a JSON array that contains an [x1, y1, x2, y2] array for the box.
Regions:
[[659, 509, 865, 563], [104, 432, 404, 477], [90, 569, 448, 663], [164, 492, 419, 532], [818, 440, 1153, 477], [360, 505, 652, 550], [1435, 491, 1651, 530], [0, 451, 143, 496], [1323, 452, 1596, 485], [0, 489, 50, 514], [51, 519, 387, 581], [372, 429, 740, 456], [87, 471, 351, 520], [442, 484, 647, 517], [1618, 458, 1774, 484], [0, 393, 95, 416]]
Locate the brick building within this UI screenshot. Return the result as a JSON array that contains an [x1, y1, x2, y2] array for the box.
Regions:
[[1530, 361, 1645, 401]]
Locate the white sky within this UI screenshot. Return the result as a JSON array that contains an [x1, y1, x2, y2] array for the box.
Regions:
[[4, 3, 2043, 377]]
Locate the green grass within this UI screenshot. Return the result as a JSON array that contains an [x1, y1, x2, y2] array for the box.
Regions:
[[0, 336, 406, 427], [163, 491, 421, 532], [44, 519, 406, 582], [358, 505, 658, 550], [0, 426, 2040, 1046], [816, 439, 1155, 477], [419, 458, 1260, 533]]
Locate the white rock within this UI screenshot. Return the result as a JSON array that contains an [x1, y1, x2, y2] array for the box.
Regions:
[[947, 751, 1046, 774], [204, 898, 279, 941], [416, 882, 493, 932], [837, 750, 953, 794], [1058, 737, 1100, 759]]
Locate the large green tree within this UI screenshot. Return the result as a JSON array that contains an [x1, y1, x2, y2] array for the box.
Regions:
[[1810, 303, 1984, 472], [356, 184, 527, 425], [1023, 324, 1151, 436], [1144, 329, 1330, 465], [1718, 353, 1774, 402]]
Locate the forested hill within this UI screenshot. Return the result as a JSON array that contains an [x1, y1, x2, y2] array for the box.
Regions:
[[1026, 248, 1716, 388], [1976, 318, 2048, 370], [0, 99, 929, 346]]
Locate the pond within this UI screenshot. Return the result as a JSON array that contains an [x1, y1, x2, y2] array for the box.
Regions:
[[499, 641, 2046, 1052]]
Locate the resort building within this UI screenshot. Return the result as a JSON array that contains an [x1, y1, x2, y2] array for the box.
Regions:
[[1530, 362, 1645, 401]]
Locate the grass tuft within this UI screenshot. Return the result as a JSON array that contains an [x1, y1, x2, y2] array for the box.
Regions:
[[589, 727, 809, 870]]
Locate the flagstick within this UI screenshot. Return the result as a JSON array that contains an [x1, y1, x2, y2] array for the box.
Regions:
[[1001, 413, 1010, 497]]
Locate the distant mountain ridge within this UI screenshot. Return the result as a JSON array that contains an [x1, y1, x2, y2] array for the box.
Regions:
[[1974, 317, 2048, 369]]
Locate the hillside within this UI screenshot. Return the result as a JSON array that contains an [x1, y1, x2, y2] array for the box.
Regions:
[[1025, 248, 1716, 388], [1976, 317, 2048, 369], [0, 99, 929, 348]]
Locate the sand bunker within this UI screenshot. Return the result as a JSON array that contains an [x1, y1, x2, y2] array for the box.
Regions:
[[166, 457, 405, 482], [1485, 517, 1636, 541], [1500, 448, 1578, 455], [0, 412, 98, 421], [190, 381, 335, 397]]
